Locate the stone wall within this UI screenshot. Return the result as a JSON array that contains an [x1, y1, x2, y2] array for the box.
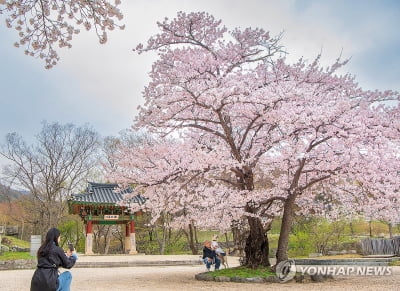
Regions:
[[0, 259, 36, 270]]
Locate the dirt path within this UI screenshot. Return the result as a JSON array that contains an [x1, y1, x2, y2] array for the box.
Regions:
[[1, 265, 399, 291]]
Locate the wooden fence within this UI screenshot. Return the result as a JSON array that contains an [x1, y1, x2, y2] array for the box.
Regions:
[[361, 236, 400, 256]]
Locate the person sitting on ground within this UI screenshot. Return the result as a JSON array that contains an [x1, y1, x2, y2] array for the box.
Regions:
[[211, 235, 228, 268], [30, 227, 78, 291], [202, 240, 220, 271]]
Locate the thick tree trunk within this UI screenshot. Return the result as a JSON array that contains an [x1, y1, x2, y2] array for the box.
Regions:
[[160, 225, 167, 255], [389, 223, 393, 239], [194, 225, 199, 244], [104, 231, 111, 254], [349, 221, 354, 236], [224, 232, 230, 253], [276, 195, 296, 265], [183, 223, 197, 255], [231, 166, 270, 267], [20, 220, 24, 240], [242, 216, 270, 268], [369, 221, 372, 237], [230, 221, 245, 256]]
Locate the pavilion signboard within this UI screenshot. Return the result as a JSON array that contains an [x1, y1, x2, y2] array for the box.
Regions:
[[104, 215, 119, 220]]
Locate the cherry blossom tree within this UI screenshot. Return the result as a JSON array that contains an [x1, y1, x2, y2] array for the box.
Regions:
[[132, 11, 288, 267], [354, 185, 400, 238], [108, 12, 400, 268], [0, 0, 124, 68], [250, 56, 400, 265]]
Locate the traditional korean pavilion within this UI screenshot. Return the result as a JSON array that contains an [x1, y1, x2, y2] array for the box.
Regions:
[[68, 182, 145, 255]]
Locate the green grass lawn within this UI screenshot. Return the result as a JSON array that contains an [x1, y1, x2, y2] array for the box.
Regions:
[[0, 252, 34, 261], [389, 260, 400, 266], [211, 266, 275, 278]]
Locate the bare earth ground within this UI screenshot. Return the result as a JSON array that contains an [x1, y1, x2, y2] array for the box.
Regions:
[[1, 265, 400, 291]]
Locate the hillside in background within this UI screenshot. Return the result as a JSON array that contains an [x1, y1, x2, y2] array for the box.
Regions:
[[0, 183, 25, 202]]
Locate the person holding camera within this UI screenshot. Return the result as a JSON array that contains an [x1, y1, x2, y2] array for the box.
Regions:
[[30, 227, 78, 291]]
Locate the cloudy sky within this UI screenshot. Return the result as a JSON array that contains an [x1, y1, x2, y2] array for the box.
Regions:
[[0, 0, 399, 168]]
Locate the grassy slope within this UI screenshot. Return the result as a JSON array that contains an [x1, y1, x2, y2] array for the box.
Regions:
[[1, 235, 30, 248], [0, 235, 34, 261]]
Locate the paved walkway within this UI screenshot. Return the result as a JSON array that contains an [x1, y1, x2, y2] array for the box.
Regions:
[[74, 254, 213, 267], [1, 255, 399, 290]]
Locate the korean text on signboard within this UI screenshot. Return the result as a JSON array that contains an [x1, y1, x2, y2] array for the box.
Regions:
[[104, 215, 119, 220]]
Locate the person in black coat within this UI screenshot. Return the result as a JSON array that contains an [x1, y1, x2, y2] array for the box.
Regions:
[[202, 240, 220, 271], [30, 227, 78, 291]]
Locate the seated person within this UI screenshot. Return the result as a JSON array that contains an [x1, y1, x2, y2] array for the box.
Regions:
[[211, 239, 227, 268], [215, 246, 226, 257], [202, 240, 220, 271]]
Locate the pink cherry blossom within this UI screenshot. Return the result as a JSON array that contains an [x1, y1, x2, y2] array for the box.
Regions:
[[106, 12, 400, 267], [0, 0, 124, 68]]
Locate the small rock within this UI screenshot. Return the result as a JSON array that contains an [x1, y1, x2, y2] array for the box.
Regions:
[[311, 274, 327, 282], [195, 272, 214, 281], [327, 251, 340, 256], [244, 277, 265, 283], [264, 276, 281, 283], [215, 276, 231, 282], [295, 273, 312, 283], [231, 276, 246, 283]]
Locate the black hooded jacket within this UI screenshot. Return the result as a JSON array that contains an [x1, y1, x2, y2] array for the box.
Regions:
[[202, 246, 217, 260], [30, 243, 76, 291]]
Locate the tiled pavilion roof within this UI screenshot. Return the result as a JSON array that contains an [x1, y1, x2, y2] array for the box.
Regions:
[[69, 182, 146, 206]]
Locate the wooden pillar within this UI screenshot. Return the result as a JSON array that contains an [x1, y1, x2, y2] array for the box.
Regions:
[[129, 219, 137, 254], [85, 220, 94, 255], [124, 223, 131, 254]]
